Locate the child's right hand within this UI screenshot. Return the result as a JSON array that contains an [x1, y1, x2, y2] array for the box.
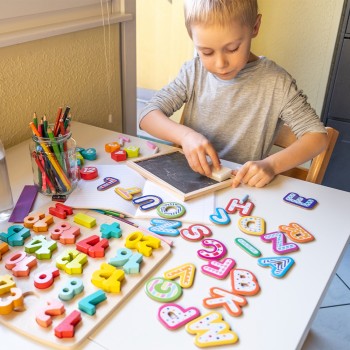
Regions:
[[180, 129, 221, 177]]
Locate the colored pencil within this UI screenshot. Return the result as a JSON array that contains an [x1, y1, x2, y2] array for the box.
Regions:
[[53, 107, 63, 137], [32, 152, 56, 194], [55, 106, 70, 137], [58, 118, 65, 136], [43, 115, 48, 138], [38, 119, 44, 137], [59, 118, 70, 173], [64, 114, 71, 129], [94, 209, 126, 218], [62, 106, 70, 123], [32, 115, 42, 187], [29, 121, 71, 191], [47, 127, 64, 168], [94, 210, 173, 247], [39, 153, 47, 192], [33, 112, 38, 129], [46, 158, 66, 193]]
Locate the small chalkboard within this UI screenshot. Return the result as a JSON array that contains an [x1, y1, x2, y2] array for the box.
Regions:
[[127, 150, 233, 201]]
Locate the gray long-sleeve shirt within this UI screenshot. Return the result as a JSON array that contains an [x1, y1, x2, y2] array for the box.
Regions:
[[139, 56, 326, 164]]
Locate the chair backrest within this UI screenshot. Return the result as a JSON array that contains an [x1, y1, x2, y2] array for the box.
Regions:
[[273, 124, 339, 184]]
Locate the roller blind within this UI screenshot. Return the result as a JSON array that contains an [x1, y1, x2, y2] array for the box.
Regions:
[[0, 0, 132, 47]]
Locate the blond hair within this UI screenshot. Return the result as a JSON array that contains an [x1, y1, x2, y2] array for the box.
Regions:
[[184, 0, 258, 37]]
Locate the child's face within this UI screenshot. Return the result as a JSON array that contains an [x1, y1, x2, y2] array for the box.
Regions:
[[191, 18, 260, 80]]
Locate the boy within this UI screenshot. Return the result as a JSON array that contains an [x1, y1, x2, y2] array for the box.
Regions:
[[139, 0, 328, 188]]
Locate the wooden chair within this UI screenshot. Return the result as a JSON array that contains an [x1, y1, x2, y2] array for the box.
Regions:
[[273, 124, 339, 184]]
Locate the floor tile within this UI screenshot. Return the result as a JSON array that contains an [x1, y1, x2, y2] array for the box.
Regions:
[[302, 305, 350, 350], [336, 242, 350, 288], [320, 274, 350, 307]]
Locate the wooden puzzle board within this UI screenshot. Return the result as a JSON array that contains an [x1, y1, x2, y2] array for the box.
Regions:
[[0, 205, 171, 350], [127, 150, 232, 201]]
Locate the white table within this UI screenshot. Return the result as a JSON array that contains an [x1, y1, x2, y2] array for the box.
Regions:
[[1, 122, 350, 350]]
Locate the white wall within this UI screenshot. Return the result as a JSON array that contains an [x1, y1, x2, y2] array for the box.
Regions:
[[252, 0, 345, 116]]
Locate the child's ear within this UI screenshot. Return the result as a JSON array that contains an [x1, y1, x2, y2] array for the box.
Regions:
[[251, 14, 262, 38]]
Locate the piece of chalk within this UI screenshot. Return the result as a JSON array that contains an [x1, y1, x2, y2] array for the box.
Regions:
[[120, 135, 130, 142], [146, 141, 157, 149], [240, 194, 249, 204], [210, 166, 232, 182]]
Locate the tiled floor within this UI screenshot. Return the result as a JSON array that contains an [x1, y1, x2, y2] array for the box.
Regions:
[[302, 243, 350, 349]]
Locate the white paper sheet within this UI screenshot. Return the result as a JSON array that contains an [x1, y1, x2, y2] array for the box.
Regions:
[[65, 164, 214, 224]]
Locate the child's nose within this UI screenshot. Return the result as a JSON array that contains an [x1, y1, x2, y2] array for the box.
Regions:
[[215, 53, 228, 68]]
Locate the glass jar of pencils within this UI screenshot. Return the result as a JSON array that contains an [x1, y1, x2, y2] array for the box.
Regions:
[[29, 128, 78, 196]]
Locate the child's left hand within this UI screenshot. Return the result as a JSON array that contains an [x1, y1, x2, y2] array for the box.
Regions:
[[231, 159, 276, 188]]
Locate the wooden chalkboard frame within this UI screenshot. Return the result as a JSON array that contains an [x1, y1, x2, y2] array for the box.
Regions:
[[127, 149, 233, 201]]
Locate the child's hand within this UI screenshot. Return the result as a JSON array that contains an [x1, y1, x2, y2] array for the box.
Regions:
[[181, 129, 221, 177], [231, 159, 276, 188]]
